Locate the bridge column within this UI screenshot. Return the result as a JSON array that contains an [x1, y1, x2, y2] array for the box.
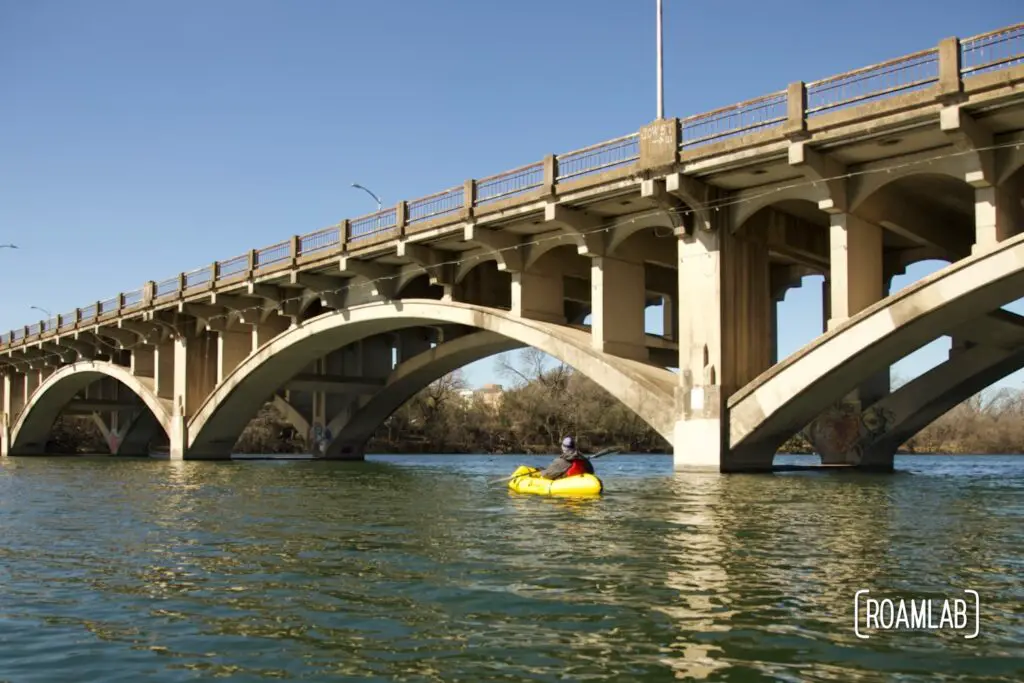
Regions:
[[323, 335, 394, 460], [832, 214, 885, 408], [24, 372, 40, 405], [253, 314, 291, 349], [674, 226, 772, 471], [511, 262, 565, 324], [0, 377, 6, 457], [153, 339, 174, 400], [168, 331, 217, 460], [452, 264, 511, 309], [218, 329, 252, 383], [974, 185, 1018, 253], [661, 294, 678, 342], [131, 344, 155, 379], [591, 255, 647, 361], [826, 214, 882, 329], [1, 374, 23, 457], [806, 213, 889, 465], [396, 328, 433, 363]]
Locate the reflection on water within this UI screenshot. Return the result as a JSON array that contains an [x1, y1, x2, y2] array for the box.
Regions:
[[0, 455, 1022, 682]]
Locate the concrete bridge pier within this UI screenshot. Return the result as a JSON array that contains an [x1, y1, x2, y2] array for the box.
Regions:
[[673, 221, 773, 472]]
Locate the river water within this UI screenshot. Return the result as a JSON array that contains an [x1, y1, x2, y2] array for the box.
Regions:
[[0, 454, 1021, 682]]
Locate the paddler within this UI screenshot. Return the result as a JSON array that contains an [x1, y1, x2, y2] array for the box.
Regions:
[[537, 436, 595, 480]]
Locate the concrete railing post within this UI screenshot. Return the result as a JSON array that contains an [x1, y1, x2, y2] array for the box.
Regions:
[[784, 81, 807, 139], [177, 273, 186, 297], [639, 118, 679, 171], [396, 201, 407, 237], [209, 262, 218, 290], [463, 179, 475, 219], [144, 281, 156, 306], [246, 249, 257, 278], [289, 235, 299, 266], [937, 36, 963, 101], [542, 154, 557, 195], [339, 220, 349, 250]]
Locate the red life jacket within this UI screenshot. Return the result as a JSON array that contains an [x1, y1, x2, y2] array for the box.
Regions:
[[566, 460, 588, 477]]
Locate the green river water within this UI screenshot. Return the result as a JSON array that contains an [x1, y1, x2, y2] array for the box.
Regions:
[[0, 454, 1021, 682]]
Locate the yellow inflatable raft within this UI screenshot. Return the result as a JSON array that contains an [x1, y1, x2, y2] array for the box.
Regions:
[[507, 465, 603, 496]]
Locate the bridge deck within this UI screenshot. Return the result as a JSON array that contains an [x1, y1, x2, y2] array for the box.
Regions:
[[1, 23, 1021, 353]]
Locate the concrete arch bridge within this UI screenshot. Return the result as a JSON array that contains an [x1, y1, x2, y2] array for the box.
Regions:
[[2, 24, 1024, 470]]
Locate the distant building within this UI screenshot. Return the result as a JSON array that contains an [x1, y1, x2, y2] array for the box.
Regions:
[[456, 383, 505, 409], [475, 383, 504, 409]]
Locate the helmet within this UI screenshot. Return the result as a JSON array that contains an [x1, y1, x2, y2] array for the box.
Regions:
[[562, 436, 575, 449]]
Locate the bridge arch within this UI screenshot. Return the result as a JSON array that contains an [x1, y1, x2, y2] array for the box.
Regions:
[[325, 330, 524, 456], [861, 344, 1024, 462], [8, 361, 173, 455], [849, 154, 973, 211], [728, 231, 1024, 465], [606, 212, 677, 253], [731, 187, 831, 232], [187, 300, 678, 458]]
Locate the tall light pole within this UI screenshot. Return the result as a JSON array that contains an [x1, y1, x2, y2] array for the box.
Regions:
[[30, 305, 51, 318], [351, 183, 382, 212], [656, 0, 664, 120], [0, 244, 18, 249]]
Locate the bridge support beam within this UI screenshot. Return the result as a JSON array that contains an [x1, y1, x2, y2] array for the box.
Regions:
[[674, 226, 772, 471], [590, 255, 647, 361]]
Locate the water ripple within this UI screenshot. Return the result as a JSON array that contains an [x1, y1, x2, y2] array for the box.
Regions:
[[0, 455, 1022, 681]]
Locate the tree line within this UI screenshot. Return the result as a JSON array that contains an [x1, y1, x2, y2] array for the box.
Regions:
[[47, 350, 1024, 455]]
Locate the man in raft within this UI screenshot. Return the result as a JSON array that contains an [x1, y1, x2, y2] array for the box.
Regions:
[[538, 436, 595, 480]]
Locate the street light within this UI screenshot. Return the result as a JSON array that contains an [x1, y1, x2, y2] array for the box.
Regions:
[[351, 183, 383, 212], [30, 305, 51, 318], [656, 0, 664, 120], [0, 244, 18, 249]]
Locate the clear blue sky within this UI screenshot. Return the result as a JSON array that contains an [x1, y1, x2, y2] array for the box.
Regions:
[[2, 0, 1021, 392]]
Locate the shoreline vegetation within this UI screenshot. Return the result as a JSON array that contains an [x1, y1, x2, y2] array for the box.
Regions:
[[46, 349, 1024, 457]]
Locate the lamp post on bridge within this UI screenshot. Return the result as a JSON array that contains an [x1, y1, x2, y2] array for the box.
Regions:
[[656, 0, 664, 120], [30, 306, 51, 318], [351, 183, 382, 212], [0, 244, 18, 250]]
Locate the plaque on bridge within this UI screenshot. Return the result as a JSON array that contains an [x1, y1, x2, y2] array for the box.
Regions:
[[639, 118, 679, 171]]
